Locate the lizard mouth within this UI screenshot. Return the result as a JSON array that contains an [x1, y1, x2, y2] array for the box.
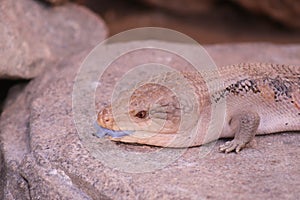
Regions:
[[93, 121, 134, 138]]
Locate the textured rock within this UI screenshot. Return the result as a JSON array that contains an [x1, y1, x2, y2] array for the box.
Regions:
[[1, 43, 299, 199], [234, 0, 300, 29], [0, 0, 107, 79], [0, 146, 5, 200]]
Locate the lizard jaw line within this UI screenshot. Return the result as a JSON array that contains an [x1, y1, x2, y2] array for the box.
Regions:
[[93, 121, 134, 138]]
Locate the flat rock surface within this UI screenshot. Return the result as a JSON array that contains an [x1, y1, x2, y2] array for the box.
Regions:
[[0, 0, 107, 79], [1, 43, 299, 199]]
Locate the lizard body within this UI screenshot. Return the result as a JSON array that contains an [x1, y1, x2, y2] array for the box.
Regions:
[[96, 63, 300, 152]]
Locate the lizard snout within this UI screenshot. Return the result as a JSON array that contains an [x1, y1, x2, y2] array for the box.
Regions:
[[97, 107, 116, 130]]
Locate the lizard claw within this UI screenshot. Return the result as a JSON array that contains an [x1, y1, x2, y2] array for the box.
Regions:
[[219, 139, 246, 153]]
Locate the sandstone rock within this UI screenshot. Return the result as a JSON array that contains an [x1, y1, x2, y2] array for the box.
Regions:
[[42, 0, 70, 5], [233, 0, 300, 29], [1, 43, 299, 199], [87, 0, 300, 44], [0, 0, 107, 79], [138, 0, 216, 14], [136, 0, 300, 29]]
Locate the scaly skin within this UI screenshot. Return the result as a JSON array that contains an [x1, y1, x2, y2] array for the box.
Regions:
[[96, 63, 300, 153]]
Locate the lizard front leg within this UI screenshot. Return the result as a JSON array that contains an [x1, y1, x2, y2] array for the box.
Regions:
[[219, 111, 260, 153]]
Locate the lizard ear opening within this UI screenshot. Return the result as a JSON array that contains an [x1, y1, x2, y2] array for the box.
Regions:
[[135, 110, 148, 119]]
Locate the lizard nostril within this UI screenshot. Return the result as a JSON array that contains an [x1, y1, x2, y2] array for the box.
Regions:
[[104, 116, 111, 123]]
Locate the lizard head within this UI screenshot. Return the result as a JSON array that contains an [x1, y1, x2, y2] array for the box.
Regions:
[[96, 83, 182, 136], [95, 72, 205, 147]]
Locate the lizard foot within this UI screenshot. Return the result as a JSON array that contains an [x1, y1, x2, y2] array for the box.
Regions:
[[220, 111, 260, 153], [219, 139, 246, 153]]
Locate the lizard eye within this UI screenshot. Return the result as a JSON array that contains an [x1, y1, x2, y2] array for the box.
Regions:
[[135, 110, 148, 119]]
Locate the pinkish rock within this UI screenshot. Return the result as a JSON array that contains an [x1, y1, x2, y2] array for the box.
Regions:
[[0, 0, 107, 79], [0, 43, 299, 199]]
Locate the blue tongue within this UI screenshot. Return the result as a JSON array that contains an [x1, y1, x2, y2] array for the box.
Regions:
[[93, 122, 133, 138]]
